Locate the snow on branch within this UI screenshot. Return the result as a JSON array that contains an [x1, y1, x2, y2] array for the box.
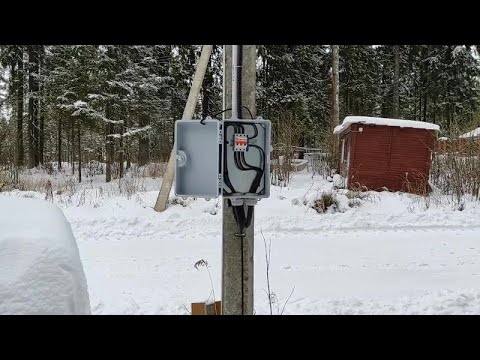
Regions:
[[59, 100, 124, 125], [106, 125, 152, 139]]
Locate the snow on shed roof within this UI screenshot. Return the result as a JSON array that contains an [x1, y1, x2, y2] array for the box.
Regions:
[[333, 116, 440, 134], [459, 127, 480, 139]]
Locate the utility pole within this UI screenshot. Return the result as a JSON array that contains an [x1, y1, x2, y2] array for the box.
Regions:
[[222, 45, 256, 315]]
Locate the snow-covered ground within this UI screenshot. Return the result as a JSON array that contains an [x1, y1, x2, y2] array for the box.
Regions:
[[2, 169, 480, 314]]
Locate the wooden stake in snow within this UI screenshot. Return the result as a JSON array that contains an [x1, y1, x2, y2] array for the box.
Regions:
[[153, 45, 213, 213]]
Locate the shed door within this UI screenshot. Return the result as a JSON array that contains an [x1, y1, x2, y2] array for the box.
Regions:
[[345, 138, 351, 174], [340, 137, 351, 178]]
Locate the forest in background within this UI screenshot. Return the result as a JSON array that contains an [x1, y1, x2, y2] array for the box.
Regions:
[[0, 45, 479, 183]]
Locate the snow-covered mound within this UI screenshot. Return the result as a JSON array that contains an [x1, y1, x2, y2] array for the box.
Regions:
[[0, 197, 91, 314]]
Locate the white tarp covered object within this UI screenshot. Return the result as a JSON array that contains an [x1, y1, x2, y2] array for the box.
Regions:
[[0, 197, 91, 314], [459, 127, 480, 139]]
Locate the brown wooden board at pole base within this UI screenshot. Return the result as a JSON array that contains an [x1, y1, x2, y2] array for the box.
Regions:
[[191, 301, 222, 315]]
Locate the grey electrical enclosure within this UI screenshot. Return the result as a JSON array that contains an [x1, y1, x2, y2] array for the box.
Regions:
[[174, 118, 271, 201], [174, 119, 221, 199]]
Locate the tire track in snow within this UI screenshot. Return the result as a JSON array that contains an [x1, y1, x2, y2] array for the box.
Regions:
[[260, 224, 480, 235], [70, 215, 480, 242]]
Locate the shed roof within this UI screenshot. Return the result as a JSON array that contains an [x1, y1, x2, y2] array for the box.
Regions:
[[333, 116, 440, 134]]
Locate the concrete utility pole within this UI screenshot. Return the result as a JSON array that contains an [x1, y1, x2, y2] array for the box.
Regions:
[[222, 45, 256, 315], [154, 45, 213, 212]]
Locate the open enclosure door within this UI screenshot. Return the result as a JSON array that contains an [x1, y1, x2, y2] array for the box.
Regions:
[[174, 119, 221, 199]]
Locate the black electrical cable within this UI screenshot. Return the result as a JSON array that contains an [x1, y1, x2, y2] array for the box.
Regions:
[[225, 122, 265, 195], [233, 124, 248, 173], [223, 135, 236, 194], [232, 204, 246, 235], [212, 108, 232, 119], [249, 144, 265, 163], [200, 108, 232, 125], [237, 46, 243, 118], [232, 125, 262, 187], [244, 123, 258, 140], [242, 105, 254, 120], [245, 205, 254, 228], [234, 152, 246, 171], [235, 146, 263, 194], [249, 144, 266, 194], [223, 123, 242, 195], [245, 158, 263, 193], [240, 153, 262, 191], [235, 123, 263, 193]]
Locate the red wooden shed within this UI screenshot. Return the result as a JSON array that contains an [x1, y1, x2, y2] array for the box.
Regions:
[[334, 116, 440, 194]]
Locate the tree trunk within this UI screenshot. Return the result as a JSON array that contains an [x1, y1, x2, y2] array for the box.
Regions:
[[78, 119, 82, 183], [447, 103, 452, 130], [39, 110, 45, 165], [125, 116, 131, 170], [392, 45, 400, 118], [10, 57, 17, 169], [66, 121, 70, 168], [57, 116, 62, 170], [15, 49, 25, 167], [28, 45, 39, 169], [138, 113, 150, 166], [414, 79, 418, 121], [126, 143, 131, 170], [423, 92, 428, 122], [331, 45, 340, 170], [71, 116, 75, 175], [38, 45, 45, 165], [105, 103, 113, 183], [105, 137, 111, 182], [418, 93, 422, 122], [345, 88, 350, 116], [119, 128, 124, 179]]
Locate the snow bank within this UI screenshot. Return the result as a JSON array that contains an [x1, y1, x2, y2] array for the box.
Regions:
[[459, 127, 480, 139], [0, 197, 91, 314], [334, 116, 440, 134]]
